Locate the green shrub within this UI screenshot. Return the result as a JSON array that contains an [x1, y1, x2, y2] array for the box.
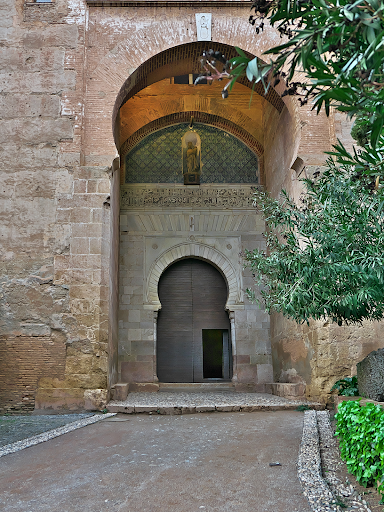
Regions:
[[335, 400, 384, 500], [331, 376, 359, 396]]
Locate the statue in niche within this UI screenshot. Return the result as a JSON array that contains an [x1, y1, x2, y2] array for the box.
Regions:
[[187, 142, 198, 173], [199, 16, 209, 40], [182, 130, 201, 185]]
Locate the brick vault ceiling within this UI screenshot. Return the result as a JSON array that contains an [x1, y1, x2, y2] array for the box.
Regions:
[[119, 79, 266, 150]]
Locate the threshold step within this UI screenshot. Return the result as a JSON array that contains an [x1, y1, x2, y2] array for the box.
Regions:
[[159, 382, 235, 393]]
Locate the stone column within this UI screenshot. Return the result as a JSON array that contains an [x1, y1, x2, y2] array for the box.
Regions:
[[153, 310, 159, 383], [229, 311, 238, 383]]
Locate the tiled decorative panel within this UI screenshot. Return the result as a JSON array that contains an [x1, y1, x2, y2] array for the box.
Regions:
[[125, 123, 259, 184]]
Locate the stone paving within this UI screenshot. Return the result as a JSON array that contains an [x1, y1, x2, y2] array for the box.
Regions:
[[108, 391, 324, 414], [0, 410, 311, 512], [0, 396, 376, 512]]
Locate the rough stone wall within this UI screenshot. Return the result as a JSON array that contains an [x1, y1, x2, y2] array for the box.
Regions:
[[357, 348, 384, 401], [1, 0, 112, 411], [271, 314, 384, 403]]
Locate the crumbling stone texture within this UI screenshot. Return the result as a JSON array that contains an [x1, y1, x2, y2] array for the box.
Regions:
[[271, 313, 384, 403], [83, 388, 109, 411], [357, 348, 384, 401]]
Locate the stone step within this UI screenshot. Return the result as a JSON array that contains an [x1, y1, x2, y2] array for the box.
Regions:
[[159, 382, 235, 393], [265, 382, 306, 400], [107, 401, 324, 415]]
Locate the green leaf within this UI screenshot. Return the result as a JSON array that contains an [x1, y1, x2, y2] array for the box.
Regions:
[[246, 57, 259, 82], [371, 117, 384, 148]]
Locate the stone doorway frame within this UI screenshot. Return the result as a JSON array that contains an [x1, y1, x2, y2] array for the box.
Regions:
[[143, 242, 245, 385]]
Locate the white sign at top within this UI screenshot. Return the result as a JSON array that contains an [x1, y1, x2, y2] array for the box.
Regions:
[[195, 13, 212, 42]]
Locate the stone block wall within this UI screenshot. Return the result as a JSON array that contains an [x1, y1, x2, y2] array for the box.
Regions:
[[1, 0, 369, 409], [118, 184, 273, 389], [0, 0, 113, 411]]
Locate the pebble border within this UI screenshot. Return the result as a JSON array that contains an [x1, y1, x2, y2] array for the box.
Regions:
[[298, 410, 336, 511], [0, 413, 116, 459], [298, 410, 372, 512]]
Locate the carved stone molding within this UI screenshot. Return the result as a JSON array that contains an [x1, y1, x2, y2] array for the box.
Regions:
[[144, 241, 244, 310], [88, 1, 254, 9], [121, 186, 259, 210]]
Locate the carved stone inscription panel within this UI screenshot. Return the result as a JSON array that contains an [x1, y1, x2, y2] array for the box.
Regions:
[[121, 186, 258, 210]]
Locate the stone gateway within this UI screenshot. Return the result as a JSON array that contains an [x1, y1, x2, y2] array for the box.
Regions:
[[1, 0, 383, 413]]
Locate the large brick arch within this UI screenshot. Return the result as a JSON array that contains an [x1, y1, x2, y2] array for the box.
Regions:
[[145, 243, 243, 311], [120, 111, 264, 157], [119, 82, 266, 148], [84, 14, 300, 167], [112, 41, 284, 144]]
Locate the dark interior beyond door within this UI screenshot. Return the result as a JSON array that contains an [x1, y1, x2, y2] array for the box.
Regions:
[[157, 258, 231, 382], [202, 329, 230, 379]]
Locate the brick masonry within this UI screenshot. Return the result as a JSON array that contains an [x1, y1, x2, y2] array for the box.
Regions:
[[0, 336, 66, 414]]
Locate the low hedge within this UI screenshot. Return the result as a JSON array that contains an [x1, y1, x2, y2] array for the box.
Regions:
[[335, 400, 384, 500]]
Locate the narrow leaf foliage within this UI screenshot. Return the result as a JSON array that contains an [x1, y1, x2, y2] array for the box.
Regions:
[[244, 157, 384, 324]]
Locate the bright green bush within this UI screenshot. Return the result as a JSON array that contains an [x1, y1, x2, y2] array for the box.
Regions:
[[336, 400, 384, 499]]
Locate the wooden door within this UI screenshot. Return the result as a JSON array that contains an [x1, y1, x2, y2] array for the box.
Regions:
[[157, 258, 231, 382]]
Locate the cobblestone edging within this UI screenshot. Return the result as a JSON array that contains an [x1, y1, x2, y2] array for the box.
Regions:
[[298, 410, 336, 511], [299, 410, 372, 512], [0, 413, 116, 459]]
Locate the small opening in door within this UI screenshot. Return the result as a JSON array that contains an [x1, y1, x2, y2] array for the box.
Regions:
[[202, 329, 227, 379]]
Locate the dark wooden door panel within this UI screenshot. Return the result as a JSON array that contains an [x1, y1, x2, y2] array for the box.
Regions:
[[192, 260, 230, 382], [157, 258, 231, 383], [157, 259, 193, 382]]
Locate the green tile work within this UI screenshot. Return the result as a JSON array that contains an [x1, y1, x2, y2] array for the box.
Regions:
[[124, 123, 259, 184]]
